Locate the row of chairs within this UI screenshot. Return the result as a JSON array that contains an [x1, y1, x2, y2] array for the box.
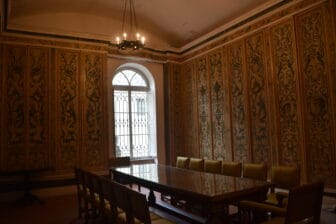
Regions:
[[176, 156, 300, 207], [74, 167, 174, 224], [175, 157, 324, 224]]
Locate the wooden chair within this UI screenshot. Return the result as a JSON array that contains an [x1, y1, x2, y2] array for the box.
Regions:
[[204, 159, 221, 174], [99, 177, 125, 223], [90, 173, 103, 211], [82, 170, 97, 221], [127, 187, 174, 224], [265, 165, 300, 206], [240, 181, 324, 224], [188, 158, 204, 171], [221, 161, 242, 177], [74, 167, 87, 218], [176, 156, 189, 169], [242, 163, 267, 181], [111, 180, 132, 224]]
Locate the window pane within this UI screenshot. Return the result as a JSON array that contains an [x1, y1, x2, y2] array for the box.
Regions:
[[114, 90, 130, 157], [131, 91, 149, 157], [112, 73, 129, 86], [122, 70, 136, 82], [130, 73, 147, 87]]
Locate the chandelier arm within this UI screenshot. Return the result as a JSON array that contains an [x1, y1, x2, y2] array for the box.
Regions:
[[130, 0, 134, 35], [122, 0, 127, 34], [131, 0, 138, 33]]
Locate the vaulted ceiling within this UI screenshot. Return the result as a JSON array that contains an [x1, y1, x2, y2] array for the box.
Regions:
[[5, 0, 284, 52]]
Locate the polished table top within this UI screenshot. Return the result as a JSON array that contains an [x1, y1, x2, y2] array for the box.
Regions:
[[111, 164, 271, 201]]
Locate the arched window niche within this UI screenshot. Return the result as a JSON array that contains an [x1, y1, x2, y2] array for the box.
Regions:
[[112, 63, 157, 160]]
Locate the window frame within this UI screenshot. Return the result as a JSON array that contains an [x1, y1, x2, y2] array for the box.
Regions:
[[112, 67, 154, 159]]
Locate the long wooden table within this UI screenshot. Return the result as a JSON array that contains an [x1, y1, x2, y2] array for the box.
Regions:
[[110, 164, 271, 224]]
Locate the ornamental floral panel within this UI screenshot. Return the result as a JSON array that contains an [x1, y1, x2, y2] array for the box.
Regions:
[[4, 45, 26, 170], [82, 53, 105, 167], [228, 41, 250, 162], [270, 20, 302, 165], [0, 44, 2, 169], [296, 8, 336, 184], [170, 64, 184, 158], [181, 62, 199, 158], [245, 32, 271, 165], [56, 50, 80, 169], [27, 47, 50, 169], [196, 56, 212, 159], [208, 50, 227, 160]]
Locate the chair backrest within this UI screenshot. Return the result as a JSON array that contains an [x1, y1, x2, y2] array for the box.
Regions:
[[285, 181, 324, 224], [91, 173, 102, 194], [242, 163, 267, 181], [204, 159, 222, 174], [127, 187, 152, 224], [188, 158, 204, 171], [100, 177, 119, 219], [176, 156, 189, 169], [271, 165, 300, 189], [111, 180, 131, 221], [82, 170, 93, 192], [109, 156, 131, 167], [221, 161, 242, 177], [74, 167, 83, 187]]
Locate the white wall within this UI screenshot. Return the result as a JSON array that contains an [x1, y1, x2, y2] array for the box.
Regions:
[[106, 56, 166, 165]]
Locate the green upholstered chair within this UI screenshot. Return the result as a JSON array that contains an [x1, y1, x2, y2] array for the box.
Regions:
[[204, 159, 222, 174], [242, 163, 268, 181], [240, 181, 324, 224], [221, 161, 242, 177], [188, 158, 204, 171], [175, 156, 189, 169]]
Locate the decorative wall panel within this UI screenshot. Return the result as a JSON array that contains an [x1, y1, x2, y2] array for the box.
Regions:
[[0, 44, 2, 170], [181, 62, 199, 158], [196, 56, 212, 159], [245, 32, 271, 165], [296, 7, 336, 184], [228, 41, 250, 162], [221, 47, 233, 161], [56, 50, 80, 169], [170, 64, 184, 159], [82, 53, 106, 167], [3, 45, 27, 170], [270, 20, 302, 165], [208, 50, 227, 160], [27, 47, 50, 169]]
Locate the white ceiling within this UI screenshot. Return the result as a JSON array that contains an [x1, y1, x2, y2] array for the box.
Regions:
[[5, 0, 284, 52]]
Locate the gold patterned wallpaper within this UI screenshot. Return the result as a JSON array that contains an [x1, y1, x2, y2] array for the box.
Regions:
[[0, 0, 335, 188], [167, 0, 336, 187], [0, 45, 108, 173]]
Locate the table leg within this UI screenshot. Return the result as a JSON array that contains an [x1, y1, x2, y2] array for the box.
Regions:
[[148, 188, 156, 206]]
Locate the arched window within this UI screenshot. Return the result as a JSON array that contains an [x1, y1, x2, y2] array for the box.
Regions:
[[112, 65, 156, 159]]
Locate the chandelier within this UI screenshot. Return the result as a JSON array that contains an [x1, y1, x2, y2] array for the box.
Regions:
[[115, 0, 145, 50]]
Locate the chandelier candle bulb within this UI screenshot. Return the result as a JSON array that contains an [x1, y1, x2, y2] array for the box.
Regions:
[[115, 0, 145, 50]]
